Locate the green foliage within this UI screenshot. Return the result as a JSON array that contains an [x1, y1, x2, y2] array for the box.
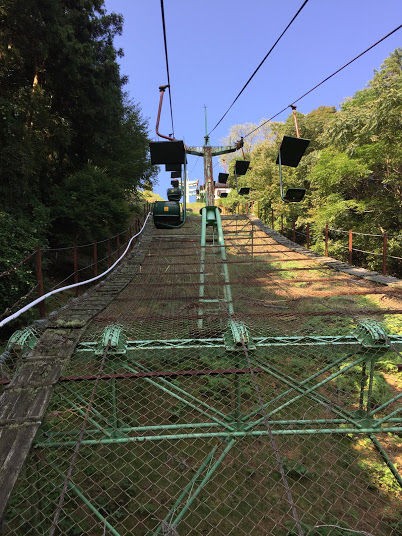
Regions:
[[0, 0, 156, 313], [227, 50, 401, 268], [0, 211, 45, 314], [50, 165, 130, 244], [334, 363, 392, 408]]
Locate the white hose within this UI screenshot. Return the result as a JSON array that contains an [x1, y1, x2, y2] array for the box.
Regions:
[[0, 213, 151, 329]]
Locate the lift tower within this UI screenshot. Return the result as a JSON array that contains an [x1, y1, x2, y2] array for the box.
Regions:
[[186, 135, 243, 207]]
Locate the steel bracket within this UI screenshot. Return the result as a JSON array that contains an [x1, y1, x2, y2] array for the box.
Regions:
[[7, 327, 38, 355], [224, 320, 255, 352], [354, 320, 390, 352], [96, 324, 127, 356]]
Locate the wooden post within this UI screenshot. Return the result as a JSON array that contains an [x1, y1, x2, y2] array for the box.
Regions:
[[306, 224, 310, 249], [35, 248, 46, 317], [382, 233, 388, 275], [348, 230, 353, 265], [93, 242, 98, 277], [292, 220, 296, 242], [73, 244, 79, 295], [251, 222, 254, 261], [116, 235, 121, 258], [271, 208, 274, 229], [325, 223, 329, 256], [107, 239, 111, 268]]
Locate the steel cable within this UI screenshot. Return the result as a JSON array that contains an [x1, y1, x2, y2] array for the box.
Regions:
[[160, 0, 175, 137], [207, 0, 309, 137], [243, 24, 402, 139]]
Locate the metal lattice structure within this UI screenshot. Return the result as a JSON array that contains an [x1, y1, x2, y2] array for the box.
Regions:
[[1, 214, 402, 535]]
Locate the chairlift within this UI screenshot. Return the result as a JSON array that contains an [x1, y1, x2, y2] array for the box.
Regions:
[[234, 160, 251, 195], [276, 106, 310, 203], [234, 160, 250, 176], [167, 187, 182, 202], [220, 192, 228, 198], [165, 163, 181, 172], [238, 187, 250, 196], [151, 85, 187, 229], [276, 136, 309, 203], [149, 140, 186, 165], [218, 173, 229, 184]]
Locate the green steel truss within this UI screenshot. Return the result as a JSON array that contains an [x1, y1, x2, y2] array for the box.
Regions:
[[3, 212, 402, 536]]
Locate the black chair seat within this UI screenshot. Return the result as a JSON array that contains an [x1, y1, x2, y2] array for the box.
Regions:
[[283, 188, 305, 202], [234, 160, 250, 176], [149, 141, 186, 165], [165, 164, 181, 172], [276, 136, 310, 167], [238, 187, 250, 195]]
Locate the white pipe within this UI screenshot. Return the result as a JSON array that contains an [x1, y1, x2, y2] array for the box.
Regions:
[[0, 213, 152, 328]]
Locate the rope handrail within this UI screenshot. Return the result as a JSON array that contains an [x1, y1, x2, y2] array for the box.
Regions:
[[0, 213, 151, 329]]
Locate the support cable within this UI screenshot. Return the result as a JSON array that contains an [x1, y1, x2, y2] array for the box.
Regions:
[[207, 0, 309, 137], [160, 0, 175, 138], [243, 24, 402, 139]]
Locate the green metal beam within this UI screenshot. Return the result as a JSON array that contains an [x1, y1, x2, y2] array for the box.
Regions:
[[122, 361, 236, 431], [35, 426, 402, 448], [76, 334, 402, 352]]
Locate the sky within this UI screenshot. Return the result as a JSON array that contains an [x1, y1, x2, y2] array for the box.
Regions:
[[104, 0, 401, 198]]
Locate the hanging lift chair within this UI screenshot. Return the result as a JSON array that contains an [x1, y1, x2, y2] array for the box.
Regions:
[[276, 135, 310, 203], [149, 140, 187, 228], [234, 160, 251, 196]]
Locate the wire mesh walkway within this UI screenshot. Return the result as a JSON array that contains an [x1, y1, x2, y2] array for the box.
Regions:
[[2, 214, 402, 535]]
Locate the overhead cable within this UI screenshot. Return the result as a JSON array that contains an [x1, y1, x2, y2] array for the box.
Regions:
[[243, 24, 402, 139], [160, 0, 175, 137], [207, 0, 310, 137]]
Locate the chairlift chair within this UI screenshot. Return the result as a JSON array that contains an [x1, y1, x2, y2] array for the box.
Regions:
[[276, 135, 310, 203], [238, 187, 250, 195], [165, 164, 181, 172], [218, 173, 229, 184], [234, 160, 251, 195], [149, 140, 186, 165]]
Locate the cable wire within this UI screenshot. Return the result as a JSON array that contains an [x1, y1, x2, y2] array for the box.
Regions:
[[160, 0, 175, 137], [243, 24, 402, 139], [207, 0, 310, 137]]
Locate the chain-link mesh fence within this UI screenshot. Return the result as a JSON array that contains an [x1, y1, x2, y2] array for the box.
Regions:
[[2, 214, 402, 535]]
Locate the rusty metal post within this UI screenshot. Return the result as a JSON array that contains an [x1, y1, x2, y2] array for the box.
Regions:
[[73, 244, 79, 296], [107, 239, 111, 268], [306, 224, 310, 249], [325, 223, 329, 256], [35, 248, 46, 317], [292, 220, 296, 242], [93, 242, 98, 277], [203, 145, 214, 206], [348, 230, 353, 265], [116, 235, 121, 258], [382, 233, 388, 275], [271, 208, 274, 229], [251, 222, 254, 261]]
